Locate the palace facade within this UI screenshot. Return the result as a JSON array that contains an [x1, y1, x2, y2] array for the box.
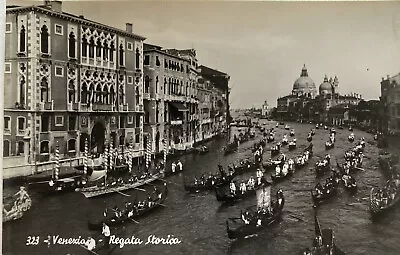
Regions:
[[4, 1, 145, 178], [4, 1, 231, 178]]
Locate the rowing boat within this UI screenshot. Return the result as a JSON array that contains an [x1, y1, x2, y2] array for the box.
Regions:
[[78, 173, 163, 198]]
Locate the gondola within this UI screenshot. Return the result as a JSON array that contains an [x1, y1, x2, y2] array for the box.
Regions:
[[290, 129, 295, 137], [341, 175, 357, 194], [348, 126, 353, 131], [215, 180, 267, 203], [281, 139, 288, 146], [348, 136, 354, 142], [307, 135, 313, 142], [325, 141, 334, 150], [302, 206, 346, 255], [369, 178, 400, 218], [311, 180, 338, 205], [226, 187, 284, 240], [88, 183, 168, 231], [315, 160, 330, 177], [267, 136, 275, 143], [311, 130, 316, 136], [284, 125, 290, 130], [330, 128, 336, 135], [288, 141, 296, 150], [271, 146, 280, 157], [271, 170, 293, 183], [3, 195, 32, 223], [195, 145, 209, 154], [184, 174, 234, 193]]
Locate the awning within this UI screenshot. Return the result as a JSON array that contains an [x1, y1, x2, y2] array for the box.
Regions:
[[170, 102, 188, 112]]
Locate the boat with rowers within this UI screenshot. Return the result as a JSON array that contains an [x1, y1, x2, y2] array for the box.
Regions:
[[3, 187, 32, 223], [215, 174, 269, 204], [288, 139, 297, 150], [88, 183, 168, 231], [311, 175, 340, 206], [369, 177, 400, 219], [315, 155, 331, 177], [78, 171, 164, 198], [302, 206, 346, 255], [225, 185, 284, 239]]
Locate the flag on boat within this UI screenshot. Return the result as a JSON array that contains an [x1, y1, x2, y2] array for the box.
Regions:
[[256, 185, 271, 210], [54, 142, 60, 180], [146, 135, 152, 169], [84, 139, 88, 175]]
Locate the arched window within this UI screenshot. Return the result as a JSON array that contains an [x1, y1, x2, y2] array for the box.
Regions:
[[103, 42, 109, 61], [89, 37, 95, 58], [68, 80, 75, 103], [103, 85, 109, 104], [3, 140, 10, 157], [40, 25, 49, 54], [82, 35, 87, 57], [168, 78, 172, 94], [96, 84, 102, 103], [110, 42, 115, 62], [135, 86, 140, 103], [40, 141, 49, 154], [17, 141, 24, 155], [20, 76, 26, 105], [20, 25, 26, 52], [135, 48, 140, 69], [40, 77, 48, 102], [68, 139, 76, 152], [89, 83, 95, 103], [119, 43, 124, 66], [144, 76, 150, 93], [110, 86, 115, 104], [68, 32, 76, 58], [155, 76, 159, 93], [96, 39, 102, 58], [81, 82, 87, 103], [119, 85, 124, 104], [164, 77, 167, 93]]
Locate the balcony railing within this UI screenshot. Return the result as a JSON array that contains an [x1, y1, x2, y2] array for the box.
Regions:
[[38, 101, 54, 111], [80, 103, 92, 112], [170, 120, 183, 125], [93, 104, 113, 111], [67, 102, 79, 111], [119, 104, 128, 112], [143, 93, 150, 100], [135, 105, 144, 112]]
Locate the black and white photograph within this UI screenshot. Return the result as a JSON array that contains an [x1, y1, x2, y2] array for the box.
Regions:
[[2, 0, 400, 254]]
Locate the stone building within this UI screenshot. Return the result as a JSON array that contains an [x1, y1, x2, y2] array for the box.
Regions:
[[142, 44, 199, 153], [4, 1, 145, 178], [380, 73, 400, 133]]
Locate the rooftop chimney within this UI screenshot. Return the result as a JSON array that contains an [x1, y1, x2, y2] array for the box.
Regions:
[[387, 75, 390, 79], [79, 15, 84, 19], [45, 0, 62, 13], [126, 23, 133, 33]]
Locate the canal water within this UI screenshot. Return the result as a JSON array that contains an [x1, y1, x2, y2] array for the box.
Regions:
[[3, 121, 400, 255]]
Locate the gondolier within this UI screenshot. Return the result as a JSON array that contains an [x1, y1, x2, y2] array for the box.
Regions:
[[256, 169, 264, 185], [102, 223, 110, 248], [86, 237, 96, 251], [176, 160, 183, 171], [230, 182, 237, 195], [248, 176, 255, 189]]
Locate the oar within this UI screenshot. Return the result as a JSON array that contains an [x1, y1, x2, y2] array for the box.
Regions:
[[287, 214, 304, 222], [114, 190, 131, 197], [78, 244, 99, 255], [154, 202, 167, 207], [133, 187, 146, 192]]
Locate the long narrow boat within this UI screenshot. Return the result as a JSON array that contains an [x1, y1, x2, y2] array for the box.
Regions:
[[369, 178, 400, 219], [88, 183, 168, 231], [215, 180, 267, 203], [78, 172, 163, 198], [311, 184, 338, 206], [226, 186, 284, 240], [3, 196, 32, 223], [184, 174, 234, 193], [302, 206, 346, 255]]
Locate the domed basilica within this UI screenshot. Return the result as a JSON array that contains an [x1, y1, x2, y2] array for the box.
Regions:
[[277, 64, 362, 123]]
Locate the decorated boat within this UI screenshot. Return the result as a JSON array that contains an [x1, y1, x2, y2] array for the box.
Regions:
[[302, 206, 346, 255], [215, 178, 267, 203], [184, 172, 234, 193], [290, 129, 295, 137], [78, 172, 163, 198], [3, 188, 32, 223], [88, 183, 168, 231], [315, 157, 331, 177], [369, 178, 400, 218], [271, 160, 295, 182], [225, 186, 284, 239], [348, 134, 355, 142], [341, 174, 357, 194], [312, 178, 339, 206], [284, 125, 290, 130], [307, 135, 313, 142]]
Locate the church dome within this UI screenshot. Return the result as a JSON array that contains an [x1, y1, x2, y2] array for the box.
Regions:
[[292, 64, 317, 97], [319, 75, 333, 95]]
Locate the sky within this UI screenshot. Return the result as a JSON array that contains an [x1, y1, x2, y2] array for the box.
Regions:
[[7, 0, 400, 108]]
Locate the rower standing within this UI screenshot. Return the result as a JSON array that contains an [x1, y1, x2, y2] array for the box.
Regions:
[[240, 181, 247, 194], [256, 169, 264, 185], [248, 176, 255, 189], [171, 162, 176, 173], [102, 223, 111, 248], [176, 160, 183, 171], [86, 237, 96, 251], [230, 182, 237, 195]]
